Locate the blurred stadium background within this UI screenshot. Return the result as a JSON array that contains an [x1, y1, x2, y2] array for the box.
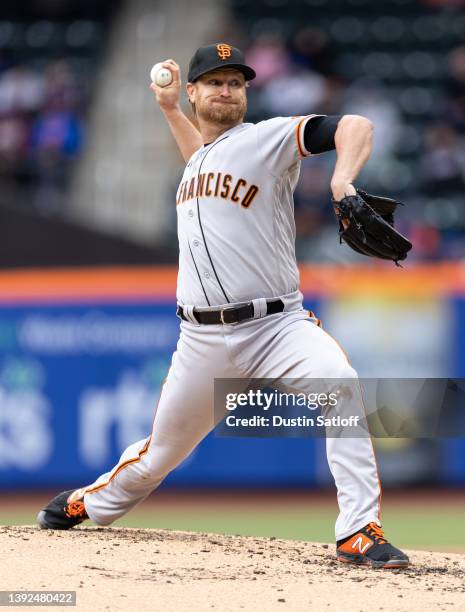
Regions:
[[0, 0, 464, 550]]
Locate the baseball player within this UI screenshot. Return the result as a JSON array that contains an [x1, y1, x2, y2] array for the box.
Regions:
[[37, 43, 409, 569]]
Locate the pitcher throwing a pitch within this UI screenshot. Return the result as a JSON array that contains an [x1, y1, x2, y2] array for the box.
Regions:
[[38, 43, 410, 569]]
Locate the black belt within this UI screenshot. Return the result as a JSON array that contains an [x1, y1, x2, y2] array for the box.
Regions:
[[177, 299, 285, 325]]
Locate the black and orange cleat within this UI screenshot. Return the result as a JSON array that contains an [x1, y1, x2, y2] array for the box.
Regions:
[[37, 489, 88, 530], [336, 522, 409, 569]]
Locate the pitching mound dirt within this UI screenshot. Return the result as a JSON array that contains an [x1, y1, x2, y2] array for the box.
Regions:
[[1, 526, 464, 611]]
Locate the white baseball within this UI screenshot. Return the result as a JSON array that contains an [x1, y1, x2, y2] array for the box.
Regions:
[[150, 63, 172, 87]]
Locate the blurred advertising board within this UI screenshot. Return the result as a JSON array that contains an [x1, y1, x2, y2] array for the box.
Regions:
[[0, 265, 464, 489], [0, 268, 320, 488]]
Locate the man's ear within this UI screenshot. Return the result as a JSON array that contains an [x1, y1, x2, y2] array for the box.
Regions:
[[186, 82, 195, 105]]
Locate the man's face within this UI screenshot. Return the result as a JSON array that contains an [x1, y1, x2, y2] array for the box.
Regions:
[[187, 69, 247, 126]]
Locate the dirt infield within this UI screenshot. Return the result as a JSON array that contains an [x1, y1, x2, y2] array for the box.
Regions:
[[1, 526, 464, 611]]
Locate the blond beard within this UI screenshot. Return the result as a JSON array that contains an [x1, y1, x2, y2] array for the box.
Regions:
[[196, 98, 247, 126]]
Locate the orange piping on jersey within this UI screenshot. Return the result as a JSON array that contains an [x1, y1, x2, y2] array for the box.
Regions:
[[84, 436, 152, 495], [296, 117, 309, 158], [84, 367, 172, 496], [307, 309, 322, 328], [312, 306, 382, 524], [323, 328, 351, 366]]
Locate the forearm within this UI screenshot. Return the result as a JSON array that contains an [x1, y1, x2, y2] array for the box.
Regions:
[[162, 105, 203, 162], [149, 59, 203, 163], [330, 115, 373, 200]]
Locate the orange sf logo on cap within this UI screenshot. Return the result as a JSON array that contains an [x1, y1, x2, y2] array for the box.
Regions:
[[217, 43, 232, 60]]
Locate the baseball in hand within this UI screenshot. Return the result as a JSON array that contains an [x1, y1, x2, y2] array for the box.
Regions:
[[150, 63, 173, 87]]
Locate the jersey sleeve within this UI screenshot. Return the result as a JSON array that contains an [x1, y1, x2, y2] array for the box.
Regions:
[[256, 115, 323, 177]]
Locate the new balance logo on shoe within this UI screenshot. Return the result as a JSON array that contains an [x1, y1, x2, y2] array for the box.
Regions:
[[352, 535, 372, 554], [336, 522, 409, 569]]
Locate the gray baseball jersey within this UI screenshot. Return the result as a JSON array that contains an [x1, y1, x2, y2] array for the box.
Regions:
[[78, 114, 382, 544], [176, 116, 320, 307]]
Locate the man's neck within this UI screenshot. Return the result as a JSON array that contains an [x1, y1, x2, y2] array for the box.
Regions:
[[199, 120, 242, 145]]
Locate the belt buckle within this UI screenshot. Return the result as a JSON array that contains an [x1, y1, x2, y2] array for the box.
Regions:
[[220, 306, 237, 325]]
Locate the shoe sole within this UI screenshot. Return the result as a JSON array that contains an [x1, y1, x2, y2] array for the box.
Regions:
[[36, 510, 81, 530], [337, 553, 409, 569], [36, 510, 51, 530]]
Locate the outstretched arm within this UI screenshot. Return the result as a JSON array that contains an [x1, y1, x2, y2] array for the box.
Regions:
[[330, 114, 374, 201], [150, 59, 203, 162]]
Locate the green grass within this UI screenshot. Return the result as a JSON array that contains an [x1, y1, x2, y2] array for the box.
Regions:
[[117, 507, 338, 543], [6, 504, 465, 552]]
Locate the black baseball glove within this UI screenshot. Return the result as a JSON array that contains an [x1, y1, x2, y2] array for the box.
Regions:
[[333, 188, 412, 264]]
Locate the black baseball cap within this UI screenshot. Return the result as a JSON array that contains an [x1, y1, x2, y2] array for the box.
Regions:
[[187, 43, 256, 83]]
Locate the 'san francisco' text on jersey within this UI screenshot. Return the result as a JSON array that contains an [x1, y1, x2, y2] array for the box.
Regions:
[[176, 172, 259, 208]]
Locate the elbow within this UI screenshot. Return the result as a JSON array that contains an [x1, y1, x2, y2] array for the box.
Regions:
[[340, 114, 373, 138], [335, 115, 374, 151]]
